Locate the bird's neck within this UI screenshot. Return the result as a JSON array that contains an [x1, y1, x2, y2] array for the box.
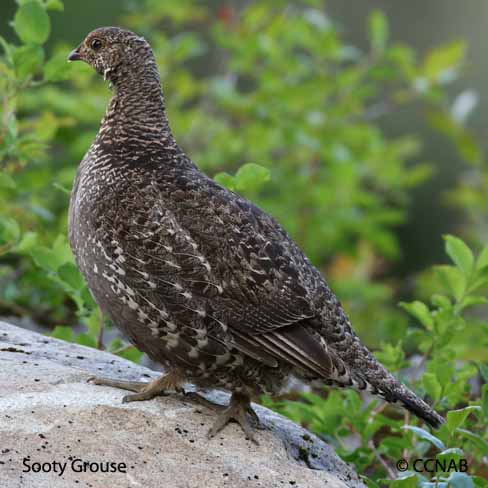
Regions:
[[97, 61, 178, 154]]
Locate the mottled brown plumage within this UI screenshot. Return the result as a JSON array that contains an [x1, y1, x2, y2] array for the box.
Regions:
[[68, 27, 444, 441]]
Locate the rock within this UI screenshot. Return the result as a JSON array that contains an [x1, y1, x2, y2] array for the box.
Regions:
[[0, 321, 364, 488]]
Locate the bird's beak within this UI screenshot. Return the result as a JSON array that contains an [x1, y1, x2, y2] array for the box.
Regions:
[[68, 46, 82, 62]]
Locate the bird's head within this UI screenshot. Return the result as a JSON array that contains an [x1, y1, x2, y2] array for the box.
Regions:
[[68, 27, 154, 82]]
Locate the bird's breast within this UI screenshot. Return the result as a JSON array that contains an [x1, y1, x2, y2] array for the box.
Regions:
[[69, 181, 237, 370]]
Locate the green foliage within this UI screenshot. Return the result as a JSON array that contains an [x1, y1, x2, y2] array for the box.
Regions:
[[265, 237, 488, 485], [368, 10, 389, 53], [0, 0, 141, 359], [13, 1, 51, 45], [0, 1, 487, 485], [215, 162, 271, 194], [1, 1, 472, 340]]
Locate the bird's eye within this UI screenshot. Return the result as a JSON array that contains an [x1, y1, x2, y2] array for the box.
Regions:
[[91, 38, 103, 51]]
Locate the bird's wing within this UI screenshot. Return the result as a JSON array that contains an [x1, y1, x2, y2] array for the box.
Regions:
[[222, 226, 337, 378], [179, 181, 340, 378], [119, 175, 339, 378]]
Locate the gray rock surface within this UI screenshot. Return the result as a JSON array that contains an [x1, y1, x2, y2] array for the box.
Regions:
[[0, 321, 364, 488]]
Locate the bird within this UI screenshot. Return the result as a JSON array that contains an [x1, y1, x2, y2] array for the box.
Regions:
[[67, 26, 444, 443]]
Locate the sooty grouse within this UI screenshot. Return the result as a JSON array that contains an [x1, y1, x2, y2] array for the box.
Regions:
[[67, 27, 444, 442]]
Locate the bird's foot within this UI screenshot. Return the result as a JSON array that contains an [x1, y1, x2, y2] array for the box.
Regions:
[[186, 391, 260, 444], [87, 371, 182, 403], [184, 391, 225, 411]]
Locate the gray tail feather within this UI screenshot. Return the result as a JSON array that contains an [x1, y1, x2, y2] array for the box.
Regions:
[[320, 363, 445, 428], [392, 384, 445, 428], [340, 336, 446, 428], [364, 368, 445, 428]]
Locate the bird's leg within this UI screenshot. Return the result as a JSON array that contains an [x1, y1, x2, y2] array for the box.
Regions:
[[187, 391, 260, 444], [186, 391, 261, 426], [87, 370, 183, 403]]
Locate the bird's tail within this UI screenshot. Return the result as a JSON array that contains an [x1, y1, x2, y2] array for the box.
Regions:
[[382, 380, 445, 428], [355, 349, 445, 428], [312, 343, 445, 427]]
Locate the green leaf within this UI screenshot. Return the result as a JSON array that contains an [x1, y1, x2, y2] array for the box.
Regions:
[[108, 337, 123, 352], [457, 428, 488, 452], [235, 163, 270, 192], [363, 477, 381, 488], [427, 110, 482, 165], [467, 267, 488, 294], [214, 172, 235, 191], [80, 286, 96, 309], [75, 332, 97, 348], [0, 172, 16, 189], [58, 262, 84, 290], [44, 52, 71, 81], [50, 325, 74, 342], [45, 0, 64, 11], [0, 35, 14, 64], [472, 476, 488, 488], [436, 265, 466, 302], [390, 475, 418, 488], [399, 300, 433, 329], [13, 1, 51, 45], [15, 0, 41, 5], [446, 406, 481, 433], [85, 309, 102, 339], [446, 472, 475, 488], [368, 10, 388, 52], [422, 372, 442, 403], [30, 246, 61, 271], [14, 231, 38, 253], [52, 234, 74, 264], [0, 216, 20, 247], [476, 246, 488, 271], [402, 425, 446, 450], [459, 296, 488, 310], [431, 294, 451, 309], [52, 182, 71, 194], [444, 235, 474, 276], [480, 364, 488, 383], [438, 447, 464, 460], [375, 341, 406, 371], [423, 41, 466, 83], [12, 44, 44, 78], [117, 346, 143, 364], [6, 112, 18, 139]]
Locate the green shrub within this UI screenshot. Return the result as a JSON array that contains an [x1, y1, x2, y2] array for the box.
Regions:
[[265, 236, 488, 486], [0, 1, 486, 485]]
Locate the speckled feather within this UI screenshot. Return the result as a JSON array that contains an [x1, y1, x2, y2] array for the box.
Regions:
[[69, 27, 444, 427]]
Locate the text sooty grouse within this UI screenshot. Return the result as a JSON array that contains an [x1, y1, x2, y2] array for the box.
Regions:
[[67, 27, 444, 443]]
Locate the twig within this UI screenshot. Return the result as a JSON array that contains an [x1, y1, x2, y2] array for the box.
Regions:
[[402, 410, 411, 461], [416, 345, 433, 376], [0, 298, 30, 317], [368, 439, 396, 479], [372, 401, 389, 416], [111, 344, 135, 355], [97, 310, 105, 350]]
